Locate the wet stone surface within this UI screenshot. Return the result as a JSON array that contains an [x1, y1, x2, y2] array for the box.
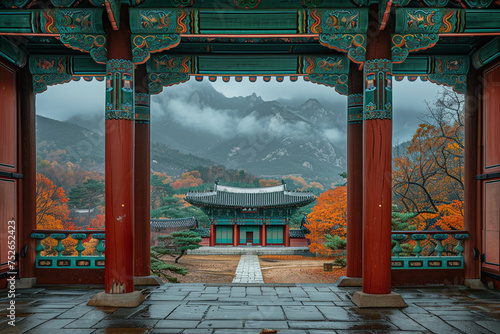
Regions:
[[0, 284, 499, 333]]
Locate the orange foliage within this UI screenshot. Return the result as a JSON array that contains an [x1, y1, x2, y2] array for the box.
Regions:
[[171, 171, 203, 190], [259, 179, 281, 187], [173, 194, 191, 207], [305, 187, 347, 255], [283, 175, 324, 191], [36, 173, 77, 255]]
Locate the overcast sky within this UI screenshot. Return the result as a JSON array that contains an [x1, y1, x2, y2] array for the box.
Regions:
[[36, 76, 442, 145]]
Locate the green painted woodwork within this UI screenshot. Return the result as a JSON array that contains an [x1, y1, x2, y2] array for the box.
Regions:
[[199, 10, 299, 34], [391, 233, 467, 269], [59, 34, 107, 64], [395, 8, 465, 34], [392, 33, 439, 63], [198, 55, 298, 74], [364, 59, 392, 120], [105, 59, 135, 120], [392, 234, 406, 258], [472, 36, 500, 69], [308, 8, 368, 34], [129, 8, 189, 34], [304, 55, 349, 95], [215, 225, 233, 244], [0, 11, 32, 33], [36, 256, 105, 269], [38, 8, 105, 34], [318, 33, 366, 64], [391, 256, 464, 269], [138, 0, 364, 8], [395, 8, 500, 34], [29, 55, 72, 93], [0, 36, 27, 67], [135, 93, 150, 123], [266, 226, 284, 244], [348, 93, 363, 123], [464, 0, 494, 8], [239, 226, 260, 244], [71, 233, 87, 256]]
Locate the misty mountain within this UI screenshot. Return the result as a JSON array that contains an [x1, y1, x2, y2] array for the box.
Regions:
[[152, 82, 347, 185], [63, 81, 348, 185], [36, 115, 217, 177]]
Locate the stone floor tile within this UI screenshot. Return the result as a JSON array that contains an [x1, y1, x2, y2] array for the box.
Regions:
[[477, 321, 500, 334], [197, 320, 244, 329], [156, 320, 200, 329], [92, 319, 158, 328], [166, 305, 210, 320], [283, 306, 325, 321], [243, 320, 289, 329]]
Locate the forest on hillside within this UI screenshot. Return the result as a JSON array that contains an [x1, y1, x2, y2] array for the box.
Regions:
[[35, 87, 464, 255]]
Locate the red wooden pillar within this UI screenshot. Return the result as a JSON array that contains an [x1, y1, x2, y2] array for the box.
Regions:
[[361, 26, 393, 295], [464, 66, 481, 282], [233, 224, 239, 246], [261, 224, 267, 247], [104, 7, 135, 294], [210, 224, 215, 246], [18, 66, 36, 280], [284, 224, 290, 247], [134, 65, 150, 277], [346, 62, 364, 279]]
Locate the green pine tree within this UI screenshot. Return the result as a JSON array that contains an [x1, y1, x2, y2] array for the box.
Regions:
[[324, 234, 346, 268], [170, 230, 202, 263], [150, 235, 187, 283]]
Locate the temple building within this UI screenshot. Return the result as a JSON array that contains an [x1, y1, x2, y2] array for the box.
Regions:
[[186, 183, 315, 247]]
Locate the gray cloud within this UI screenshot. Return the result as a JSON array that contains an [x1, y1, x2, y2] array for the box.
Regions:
[[36, 75, 443, 146]]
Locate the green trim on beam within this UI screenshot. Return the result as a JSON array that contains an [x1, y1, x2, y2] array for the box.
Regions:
[[391, 256, 464, 269], [36, 255, 105, 269], [0, 36, 27, 67], [472, 36, 500, 69]]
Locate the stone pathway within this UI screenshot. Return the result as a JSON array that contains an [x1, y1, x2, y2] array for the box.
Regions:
[[232, 255, 264, 283]]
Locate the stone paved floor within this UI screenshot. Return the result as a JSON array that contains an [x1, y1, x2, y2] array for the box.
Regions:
[[0, 284, 499, 334], [232, 255, 264, 283]]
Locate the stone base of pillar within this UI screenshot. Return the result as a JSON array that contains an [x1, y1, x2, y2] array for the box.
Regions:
[[351, 291, 407, 308], [15, 278, 37, 289], [134, 275, 162, 286], [87, 291, 145, 308], [464, 279, 486, 289], [336, 276, 362, 287]]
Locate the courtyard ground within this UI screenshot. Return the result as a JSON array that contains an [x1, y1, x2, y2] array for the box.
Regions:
[[160, 254, 346, 284]]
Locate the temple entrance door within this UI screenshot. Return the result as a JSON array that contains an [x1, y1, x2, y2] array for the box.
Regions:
[[246, 232, 253, 244]]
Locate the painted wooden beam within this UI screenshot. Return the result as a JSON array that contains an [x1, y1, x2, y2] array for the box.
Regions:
[[0, 36, 27, 67], [472, 36, 500, 69]]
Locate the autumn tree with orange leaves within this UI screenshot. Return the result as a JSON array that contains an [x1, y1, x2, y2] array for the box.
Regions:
[[305, 186, 347, 255], [392, 88, 464, 231], [36, 173, 77, 255]]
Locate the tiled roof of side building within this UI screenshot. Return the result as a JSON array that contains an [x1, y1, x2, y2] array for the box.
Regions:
[[150, 217, 198, 230], [186, 183, 316, 208]]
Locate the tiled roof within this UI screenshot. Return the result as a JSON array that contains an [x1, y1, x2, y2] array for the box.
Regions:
[[289, 229, 306, 238], [150, 217, 198, 231], [186, 184, 315, 208]]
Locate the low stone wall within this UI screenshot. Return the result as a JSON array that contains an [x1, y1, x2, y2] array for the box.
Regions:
[[187, 246, 310, 255]]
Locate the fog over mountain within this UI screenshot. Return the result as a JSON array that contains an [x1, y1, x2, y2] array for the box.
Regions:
[[150, 81, 347, 185]]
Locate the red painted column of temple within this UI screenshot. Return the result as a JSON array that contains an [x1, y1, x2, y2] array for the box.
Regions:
[[233, 225, 239, 246], [210, 224, 215, 246], [362, 20, 393, 294], [134, 65, 151, 277], [464, 66, 481, 280], [284, 224, 290, 247], [18, 66, 36, 279], [346, 62, 364, 279], [105, 6, 135, 294], [262, 224, 267, 247]]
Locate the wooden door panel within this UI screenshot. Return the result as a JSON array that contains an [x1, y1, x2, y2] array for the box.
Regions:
[[0, 63, 16, 170], [0, 178, 15, 272], [484, 181, 500, 268], [484, 63, 500, 170]]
